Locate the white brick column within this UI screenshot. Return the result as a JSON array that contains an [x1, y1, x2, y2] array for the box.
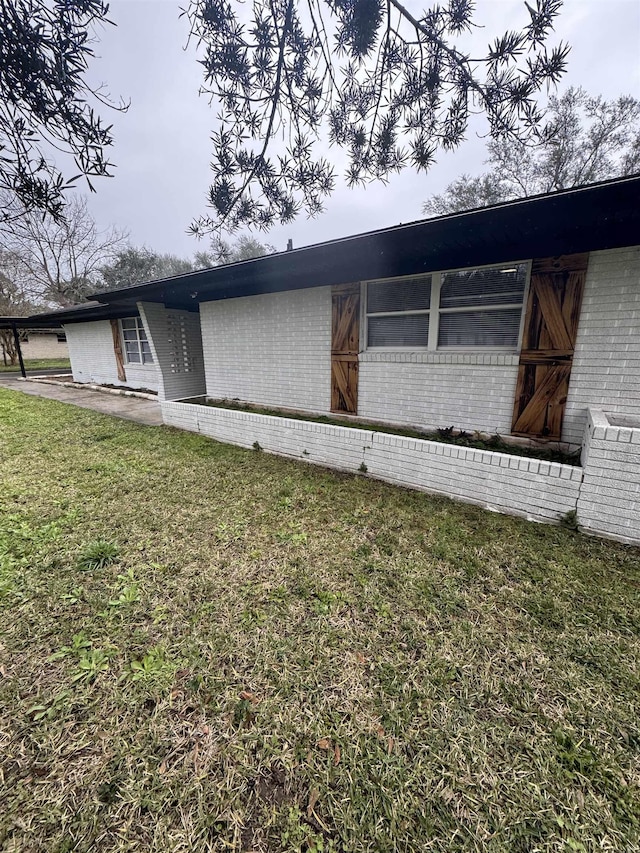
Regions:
[[138, 302, 206, 401], [578, 408, 640, 545]]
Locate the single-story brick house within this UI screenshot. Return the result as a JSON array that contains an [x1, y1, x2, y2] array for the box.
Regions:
[[11, 176, 640, 543], [0, 325, 68, 366]]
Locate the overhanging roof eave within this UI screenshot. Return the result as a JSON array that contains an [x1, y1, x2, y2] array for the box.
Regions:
[[89, 175, 640, 309]]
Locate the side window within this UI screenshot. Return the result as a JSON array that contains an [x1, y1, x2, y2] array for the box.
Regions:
[[366, 275, 431, 348], [438, 264, 527, 348], [121, 317, 153, 364], [365, 264, 527, 351]]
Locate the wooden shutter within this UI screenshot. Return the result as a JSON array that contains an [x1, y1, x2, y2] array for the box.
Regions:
[[511, 253, 589, 440], [110, 318, 127, 382], [331, 283, 360, 414]]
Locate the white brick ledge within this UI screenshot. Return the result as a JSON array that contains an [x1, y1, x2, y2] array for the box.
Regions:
[[360, 351, 520, 366]]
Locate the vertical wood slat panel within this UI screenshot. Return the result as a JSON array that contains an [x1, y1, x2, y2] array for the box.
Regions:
[[110, 318, 127, 382], [512, 254, 588, 440], [331, 284, 360, 414]]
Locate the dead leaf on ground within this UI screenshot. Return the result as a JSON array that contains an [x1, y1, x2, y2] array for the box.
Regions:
[[334, 744, 341, 765], [307, 787, 320, 818], [317, 738, 331, 750], [239, 690, 260, 705]]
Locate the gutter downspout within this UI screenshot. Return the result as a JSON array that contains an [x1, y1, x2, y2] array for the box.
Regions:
[[12, 323, 26, 378]]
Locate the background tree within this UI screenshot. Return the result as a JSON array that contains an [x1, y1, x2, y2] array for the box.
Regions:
[[0, 250, 39, 365], [0, 0, 124, 221], [100, 236, 276, 290], [186, 0, 569, 234], [208, 234, 276, 265], [100, 247, 197, 292], [423, 87, 640, 215], [0, 195, 127, 307]]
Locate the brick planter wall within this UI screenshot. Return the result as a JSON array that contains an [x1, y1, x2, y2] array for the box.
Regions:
[[161, 400, 583, 525], [578, 409, 640, 545], [365, 432, 581, 522], [162, 401, 640, 545]]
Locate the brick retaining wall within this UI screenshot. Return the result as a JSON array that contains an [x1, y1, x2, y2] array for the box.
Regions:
[[161, 400, 584, 526]]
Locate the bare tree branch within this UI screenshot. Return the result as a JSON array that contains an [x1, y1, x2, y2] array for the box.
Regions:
[[0, 195, 128, 306], [423, 86, 640, 216]]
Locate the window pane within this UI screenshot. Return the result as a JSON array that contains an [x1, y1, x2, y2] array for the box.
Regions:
[[440, 265, 527, 309], [368, 315, 429, 347], [141, 342, 153, 363], [121, 318, 137, 330], [438, 309, 522, 348], [125, 341, 141, 362], [122, 330, 138, 341], [368, 275, 431, 313]]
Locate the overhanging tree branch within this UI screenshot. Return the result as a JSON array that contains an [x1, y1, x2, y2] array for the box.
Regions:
[[187, 0, 569, 235]]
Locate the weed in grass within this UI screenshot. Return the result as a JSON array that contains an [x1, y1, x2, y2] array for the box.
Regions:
[[26, 690, 72, 722], [48, 631, 91, 661], [59, 585, 84, 604], [71, 648, 110, 682], [77, 539, 118, 571], [108, 568, 140, 607], [358, 461, 368, 473], [279, 805, 336, 852], [275, 529, 307, 546], [128, 645, 174, 685], [561, 508, 580, 530], [311, 588, 339, 615], [253, 440, 263, 451]]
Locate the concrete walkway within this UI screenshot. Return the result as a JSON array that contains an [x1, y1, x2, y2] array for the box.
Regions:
[[0, 374, 163, 426]]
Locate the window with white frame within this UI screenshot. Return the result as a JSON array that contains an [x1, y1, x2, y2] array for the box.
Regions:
[[121, 317, 153, 364], [366, 274, 432, 348], [365, 263, 528, 350]]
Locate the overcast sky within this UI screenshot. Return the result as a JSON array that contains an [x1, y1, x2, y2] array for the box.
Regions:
[[83, 0, 640, 258]]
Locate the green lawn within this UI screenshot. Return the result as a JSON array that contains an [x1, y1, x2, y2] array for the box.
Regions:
[[1, 389, 639, 853], [0, 356, 71, 372]]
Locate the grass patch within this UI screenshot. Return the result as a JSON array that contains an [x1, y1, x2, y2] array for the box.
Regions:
[[1, 388, 639, 852], [190, 396, 581, 465], [0, 357, 71, 372]]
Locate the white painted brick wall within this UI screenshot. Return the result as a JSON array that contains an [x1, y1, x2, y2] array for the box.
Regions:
[[577, 409, 640, 545], [199, 287, 332, 412], [563, 246, 640, 445], [161, 400, 582, 525], [64, 320, 158, 391], [138, 302, 206, 401], [190, 245, 640, 446], [359, 352, 520, 435]]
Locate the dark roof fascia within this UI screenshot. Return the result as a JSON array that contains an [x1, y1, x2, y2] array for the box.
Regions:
[[0, 316, 38, 330], [0, 315, 69, 331], [4, 303, 140, 329], [92, 175, 640, 310]]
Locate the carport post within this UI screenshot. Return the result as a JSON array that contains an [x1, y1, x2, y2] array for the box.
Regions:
[[12, 323, 26, 378]]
